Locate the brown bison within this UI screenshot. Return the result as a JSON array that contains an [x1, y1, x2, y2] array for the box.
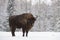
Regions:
[[9, 13, 37, 37]]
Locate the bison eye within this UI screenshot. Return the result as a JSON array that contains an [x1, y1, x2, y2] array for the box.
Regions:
[[32, 18, 36, 21]]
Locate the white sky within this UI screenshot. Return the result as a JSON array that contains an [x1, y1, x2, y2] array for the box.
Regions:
[[27, 0, 52, 5], [17, 0, 52, 5]]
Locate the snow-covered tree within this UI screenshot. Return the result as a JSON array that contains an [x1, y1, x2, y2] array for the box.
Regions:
[[51, 0, 60, 32], [0, 0, 60, 32], [7, 0, 15, 16]]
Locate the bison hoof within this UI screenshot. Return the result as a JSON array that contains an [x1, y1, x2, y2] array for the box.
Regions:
[[22, 35, 24, 37], [12, 35, 15, 37], [26, 35, 28, 37]]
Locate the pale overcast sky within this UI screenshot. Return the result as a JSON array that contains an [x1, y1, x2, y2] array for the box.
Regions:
[[27, 0, 52, 5], [17, 0, 52, 5]]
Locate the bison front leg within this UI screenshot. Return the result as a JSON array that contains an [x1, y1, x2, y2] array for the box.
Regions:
[[26, 31, 28, 37]]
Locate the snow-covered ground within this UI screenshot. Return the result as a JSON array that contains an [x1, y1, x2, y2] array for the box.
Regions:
[[0, 32, 60, 40]]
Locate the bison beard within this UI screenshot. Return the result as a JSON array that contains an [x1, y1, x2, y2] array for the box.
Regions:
[[9, 13, 36, 37]]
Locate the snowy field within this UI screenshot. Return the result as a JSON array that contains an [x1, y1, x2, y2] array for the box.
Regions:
[[0, 32, 60, 40]]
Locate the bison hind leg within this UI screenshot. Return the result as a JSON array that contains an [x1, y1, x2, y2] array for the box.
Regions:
[[22, 28, 25, 37], [10, 26, 16, 36], [11, 31, 15, 36]]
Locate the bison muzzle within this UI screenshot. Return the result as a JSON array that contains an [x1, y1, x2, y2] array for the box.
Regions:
[[9, 13, 37, 37]]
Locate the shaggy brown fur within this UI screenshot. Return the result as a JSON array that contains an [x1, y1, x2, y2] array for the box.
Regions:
[[9, 13, 37, 37]]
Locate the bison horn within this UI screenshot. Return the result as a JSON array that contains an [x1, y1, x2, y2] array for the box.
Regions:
[[35, 15, 38, 19]]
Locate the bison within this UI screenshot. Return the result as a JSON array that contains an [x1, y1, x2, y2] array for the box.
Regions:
[[9, 13, 37, 37]]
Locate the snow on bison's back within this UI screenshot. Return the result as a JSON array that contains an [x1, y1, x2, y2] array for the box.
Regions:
[[9, 13, 37, 37]]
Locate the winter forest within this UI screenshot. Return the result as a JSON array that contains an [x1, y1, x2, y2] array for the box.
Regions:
[[0, 0, 60, 32]]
